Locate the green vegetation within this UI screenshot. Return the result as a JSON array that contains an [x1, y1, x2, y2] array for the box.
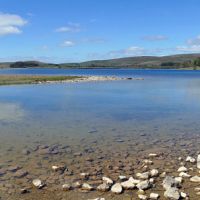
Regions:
[[0, 75, 81, 86], [192, 57, 200, 70], [1, 53, 200, 70]]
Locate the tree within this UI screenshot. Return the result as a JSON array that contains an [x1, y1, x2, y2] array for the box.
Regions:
[[192, 57, 200, 70]]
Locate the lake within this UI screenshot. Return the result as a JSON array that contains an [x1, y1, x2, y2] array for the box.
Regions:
[[0, 68, 200, 199]]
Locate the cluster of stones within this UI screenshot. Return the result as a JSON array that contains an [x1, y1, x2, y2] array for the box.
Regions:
[[2, 151, 200, 200]]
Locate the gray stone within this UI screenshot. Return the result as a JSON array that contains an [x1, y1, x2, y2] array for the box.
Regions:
[[164, 187, 180, 200]]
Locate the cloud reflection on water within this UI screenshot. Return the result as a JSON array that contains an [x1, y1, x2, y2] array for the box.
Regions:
[[0, 102, 25, 122]]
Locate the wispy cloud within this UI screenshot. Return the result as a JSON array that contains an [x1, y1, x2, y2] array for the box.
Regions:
[[176, 45, 200, 52], [61, 40, 76, 47], [142, 35, 168, 41], [55, 22, 80, 33], [175, 35, 200, 53], [0, 13, 27, 36], [187, 35, 200, 45]]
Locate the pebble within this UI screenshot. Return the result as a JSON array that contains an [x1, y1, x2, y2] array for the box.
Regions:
[[129, 177, 141, 184], [149, 153, 158, 158], [136, 172, 150, 179], [102, 177, 113, 185], [164, 187, 180, 200], [111, 183, 123, 194], [82, 183, 93, 191], [186, 156, 195, 163], [150, 169, 159, 177], [138, 194, 147, 199], [197, 154, 200, 169], [62, 184, 71, 191], [119, 175, 127, 181], [149, 193, 159, 199], [32, 179, 44, 189], [121, 179, 135, 189], [97, 183, 110, 192], [162, 176, 179, 190], [179, 172, 191, 178], [190, 176, 200, 182], [177, 166, 188, 172], [136, 180, 151, 190]]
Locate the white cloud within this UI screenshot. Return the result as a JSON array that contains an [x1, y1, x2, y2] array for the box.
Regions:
[[187, 35, 200, 45], [56, 22, 80, 33], [176, 45, 200, 52], [61, 40, 75, 47], [0, 13, 27, 36], [142, 35, 168, 41]]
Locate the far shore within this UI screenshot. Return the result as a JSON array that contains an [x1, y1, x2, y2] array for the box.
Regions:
[[0, 75, 143, 86]]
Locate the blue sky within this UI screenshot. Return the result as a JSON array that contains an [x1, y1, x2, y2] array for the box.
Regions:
[[1, 0, 200, 63]]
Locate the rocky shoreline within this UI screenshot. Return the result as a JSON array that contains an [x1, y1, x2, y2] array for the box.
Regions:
[[42, 76, 144, 84]]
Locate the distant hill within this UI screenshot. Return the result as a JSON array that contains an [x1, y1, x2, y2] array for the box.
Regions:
[[1, 53, 200, 69]]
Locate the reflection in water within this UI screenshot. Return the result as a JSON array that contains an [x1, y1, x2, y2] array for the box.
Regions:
[[0, 102, 25, 122]]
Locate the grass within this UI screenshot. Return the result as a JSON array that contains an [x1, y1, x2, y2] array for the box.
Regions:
[[0, 75, 81, 85]]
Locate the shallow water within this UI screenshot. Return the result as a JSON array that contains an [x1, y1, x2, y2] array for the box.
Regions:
[[0, 69, 200, 199]]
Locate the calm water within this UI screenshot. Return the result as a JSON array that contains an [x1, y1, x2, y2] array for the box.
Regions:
[[1, 68, 200, 199], [0, 69, 200, 143]]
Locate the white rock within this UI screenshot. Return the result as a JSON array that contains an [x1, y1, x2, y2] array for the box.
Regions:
[[186, 156, 195, 163], [111, 183, 123, 194], [129, 177, 141, 184], [82, 183, 93, 191], [121, 179, 135, 189], [62, 184, 71, 191], [194, 187, 200, 191], [177, 166, 188, 172], [175, 177, 182, 183], [160, 172, 166, 178], [162, 176, 179, 190], [190, 176, 200, 182], [119, 175, 127, 181], [32, 179, 44, 189], [150, 169, 159, 177], [180, 192, 187, 198], [97, 183, 110, 192], [164, 187, 180, 200], [179, 172, 191, 178], [149, 178, 154, 184], [102, 176, 113, 185], [136, 180, 151, 190], [138, 194, 147, 200], [149, 153, 158, 158], [136, 172, 150, 179], [197, 154, 200, 169], [150, 193, 160, 199], [73, 181, 81, 188], [88, 198, 105, 200], [143, 159, 153, 164]]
